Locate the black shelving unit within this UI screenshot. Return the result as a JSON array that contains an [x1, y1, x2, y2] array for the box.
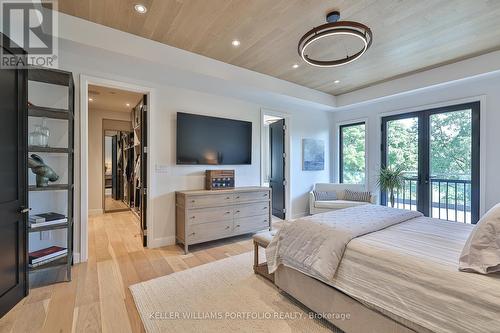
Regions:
[[27, 67, 74, 286]]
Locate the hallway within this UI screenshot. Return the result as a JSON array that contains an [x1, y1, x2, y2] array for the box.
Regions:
[[0, 212, 254, 333]]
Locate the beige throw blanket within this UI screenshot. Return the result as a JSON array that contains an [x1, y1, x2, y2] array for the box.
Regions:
[[266, 205, 422, 282]]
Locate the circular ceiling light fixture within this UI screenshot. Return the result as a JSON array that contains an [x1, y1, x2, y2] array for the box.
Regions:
[[298, 11, 372, 67], [231, 39, 241, 47], [134, 4, 148, 14]]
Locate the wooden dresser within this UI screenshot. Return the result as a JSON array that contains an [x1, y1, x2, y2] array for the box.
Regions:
[[175, 187, 271, 253]]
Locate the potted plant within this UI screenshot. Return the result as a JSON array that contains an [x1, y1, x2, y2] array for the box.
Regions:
[[377, 165, 405, 208]]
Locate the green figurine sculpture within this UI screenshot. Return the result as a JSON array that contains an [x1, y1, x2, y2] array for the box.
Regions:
[[28, 154, 59, 187]]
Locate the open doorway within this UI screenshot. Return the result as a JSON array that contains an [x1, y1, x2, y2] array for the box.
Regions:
[[261, 110, 291, 221], [87, 83, 149, 245], [103, 130, 131, 212]]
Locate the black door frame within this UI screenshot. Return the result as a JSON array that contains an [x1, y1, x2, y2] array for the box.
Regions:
[[140, 95, 148, 246], [381, 102, 480, 223], [0, 33, 28, 317], [269, 119, 286, 219], [339, 121, 366, 183]]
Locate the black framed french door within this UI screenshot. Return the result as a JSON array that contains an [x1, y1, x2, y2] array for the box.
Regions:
[[381, 102, 480, 224]]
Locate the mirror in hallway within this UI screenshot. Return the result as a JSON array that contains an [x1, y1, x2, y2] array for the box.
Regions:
[[104, 130, 132, 212]]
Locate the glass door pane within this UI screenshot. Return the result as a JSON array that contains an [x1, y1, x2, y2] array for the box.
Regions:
[[340, 123, 366, 184], [385, 117, 419, 210], [430, 109, 472, 223]]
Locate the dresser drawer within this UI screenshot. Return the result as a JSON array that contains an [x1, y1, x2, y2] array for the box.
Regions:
[[186, 207, 233, 225], [187, 220, 233, 244], [233, 202, 269, 219], [234, 190, 270, 203], [186, 193, 233, 209], [233, 215, 270, 235]]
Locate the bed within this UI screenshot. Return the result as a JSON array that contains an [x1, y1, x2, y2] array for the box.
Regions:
[[266, 205, 500, 333]]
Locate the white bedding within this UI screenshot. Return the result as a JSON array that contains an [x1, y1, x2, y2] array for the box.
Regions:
[[266, 205, 422, 282], [267, 204, 500, 333], [333, 217, 500, 333]]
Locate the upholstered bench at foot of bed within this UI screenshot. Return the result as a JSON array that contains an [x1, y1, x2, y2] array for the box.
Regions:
[[253, 230, 275, 282]]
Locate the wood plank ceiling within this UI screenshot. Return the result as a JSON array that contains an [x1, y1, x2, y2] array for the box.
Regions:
[[57, 0, 500, 95]]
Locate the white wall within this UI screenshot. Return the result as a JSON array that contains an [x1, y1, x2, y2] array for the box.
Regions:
[[51, 27, 331, 254], [88, 109, 132, 214], [104, 136, 112, 168], [331, 71, 500, 215]]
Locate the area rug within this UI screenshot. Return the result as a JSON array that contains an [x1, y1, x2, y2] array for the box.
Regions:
[[130, 252, 341, 332]]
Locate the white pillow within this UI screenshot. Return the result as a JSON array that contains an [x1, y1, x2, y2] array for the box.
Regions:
[[459, 203, 500, 274]]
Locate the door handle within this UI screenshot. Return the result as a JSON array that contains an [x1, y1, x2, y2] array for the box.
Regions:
[[20, 207, 31, 214]]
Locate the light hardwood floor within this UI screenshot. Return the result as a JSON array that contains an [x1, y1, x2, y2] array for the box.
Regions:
[[0, 211, 254, 333], [104, 194, 129, 211]]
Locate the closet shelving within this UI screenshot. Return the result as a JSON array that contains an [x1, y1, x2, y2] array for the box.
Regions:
[[27, 67, 74, 285]]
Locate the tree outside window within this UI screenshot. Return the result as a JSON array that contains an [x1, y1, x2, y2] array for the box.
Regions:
[[340, 123, 366, 184]]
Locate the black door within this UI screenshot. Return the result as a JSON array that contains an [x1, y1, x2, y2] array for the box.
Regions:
[[381, 102, 480, 223], [140, 95, 148, 246], [111, 135, 118, 199], [0, 35, 28, 318], [269, 119, 285, 219]]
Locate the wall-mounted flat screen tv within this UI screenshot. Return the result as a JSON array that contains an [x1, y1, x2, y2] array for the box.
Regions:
[[176, 112, 252, 165]]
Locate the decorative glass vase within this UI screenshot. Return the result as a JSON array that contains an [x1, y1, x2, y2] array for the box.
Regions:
[[40, 118, 50, 147], [29, 125, 44, 147]]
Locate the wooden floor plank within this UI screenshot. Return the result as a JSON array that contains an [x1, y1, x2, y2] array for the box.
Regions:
[[11, 299, 46, 333], [72, 302, 101, 333], [40, 265, 79, 333], [0, 211, 254, 332]]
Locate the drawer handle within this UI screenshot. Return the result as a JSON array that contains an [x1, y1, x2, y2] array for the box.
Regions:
[[235, 196, 240, 199], [191, 200, 196, 203], [226, 196, 231, 200], [235, 210, 240, 213], [263, 207, 267, 210], [225, 226, 230, 230], [235, 224, 240, 228], [190, 216, 196, 219], [190, 232, 196, 236], [225, 211, 231, 214], [263, 194, 268, 197]]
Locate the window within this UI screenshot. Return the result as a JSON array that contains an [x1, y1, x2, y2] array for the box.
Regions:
[[381, 102, 480, 223], [339, 122, 366, 184]]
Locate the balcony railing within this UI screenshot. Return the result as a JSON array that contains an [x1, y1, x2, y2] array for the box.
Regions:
[[392, 176, 471, 224]]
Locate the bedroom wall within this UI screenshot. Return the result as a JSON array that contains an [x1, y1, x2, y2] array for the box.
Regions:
[[48, 25, 331, 255], [88, 109, 132, 214], [330, 71, 500, 216]]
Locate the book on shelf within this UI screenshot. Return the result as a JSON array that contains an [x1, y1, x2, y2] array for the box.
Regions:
[[30, 212, 66, 222], [29, 212, 67, 228], [30, 218, 68, 228], [29, 246, 68, 266], [29, 253, 67, 268]]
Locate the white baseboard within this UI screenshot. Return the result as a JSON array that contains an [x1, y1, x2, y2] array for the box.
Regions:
[[292, 211, 309, 219], [73, 252, 81, 263], [148, 236, 176, 248], [88, 209, 103, 216]]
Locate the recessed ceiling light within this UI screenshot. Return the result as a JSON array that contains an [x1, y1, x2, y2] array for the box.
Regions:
[[292, 64, 299, 69], [231, 39, 241, 47], [126, 103, 130, 107], [88, 98, 93, 102], [134, 4, 147, 14], [334, 80, 340, 84]]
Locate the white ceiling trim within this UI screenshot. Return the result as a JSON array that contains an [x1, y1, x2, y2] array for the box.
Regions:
[[24, 10, 500, 112], [56, 11, 337, 111], [336, 50, 500, 109]]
